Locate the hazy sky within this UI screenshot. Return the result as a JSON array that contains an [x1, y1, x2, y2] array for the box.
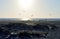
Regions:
[[0, 0, 60, 18]]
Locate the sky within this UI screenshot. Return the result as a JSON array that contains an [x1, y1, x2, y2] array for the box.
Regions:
[[0, 0, 60, 18]]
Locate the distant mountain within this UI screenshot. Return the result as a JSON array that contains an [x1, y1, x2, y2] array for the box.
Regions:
[[0, 18, 20, 21], [0, 18, 60, 21], [31, 18, 60, 21]]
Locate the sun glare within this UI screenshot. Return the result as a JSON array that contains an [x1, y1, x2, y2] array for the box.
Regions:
[[21, 18, 30, 21], [18, 0, 33, 9]]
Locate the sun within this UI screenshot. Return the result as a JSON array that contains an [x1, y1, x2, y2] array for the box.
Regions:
[[18, 0, 33, 9]]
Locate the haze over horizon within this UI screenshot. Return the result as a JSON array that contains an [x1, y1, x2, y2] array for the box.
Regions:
[[0, 0, 60, 18]]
